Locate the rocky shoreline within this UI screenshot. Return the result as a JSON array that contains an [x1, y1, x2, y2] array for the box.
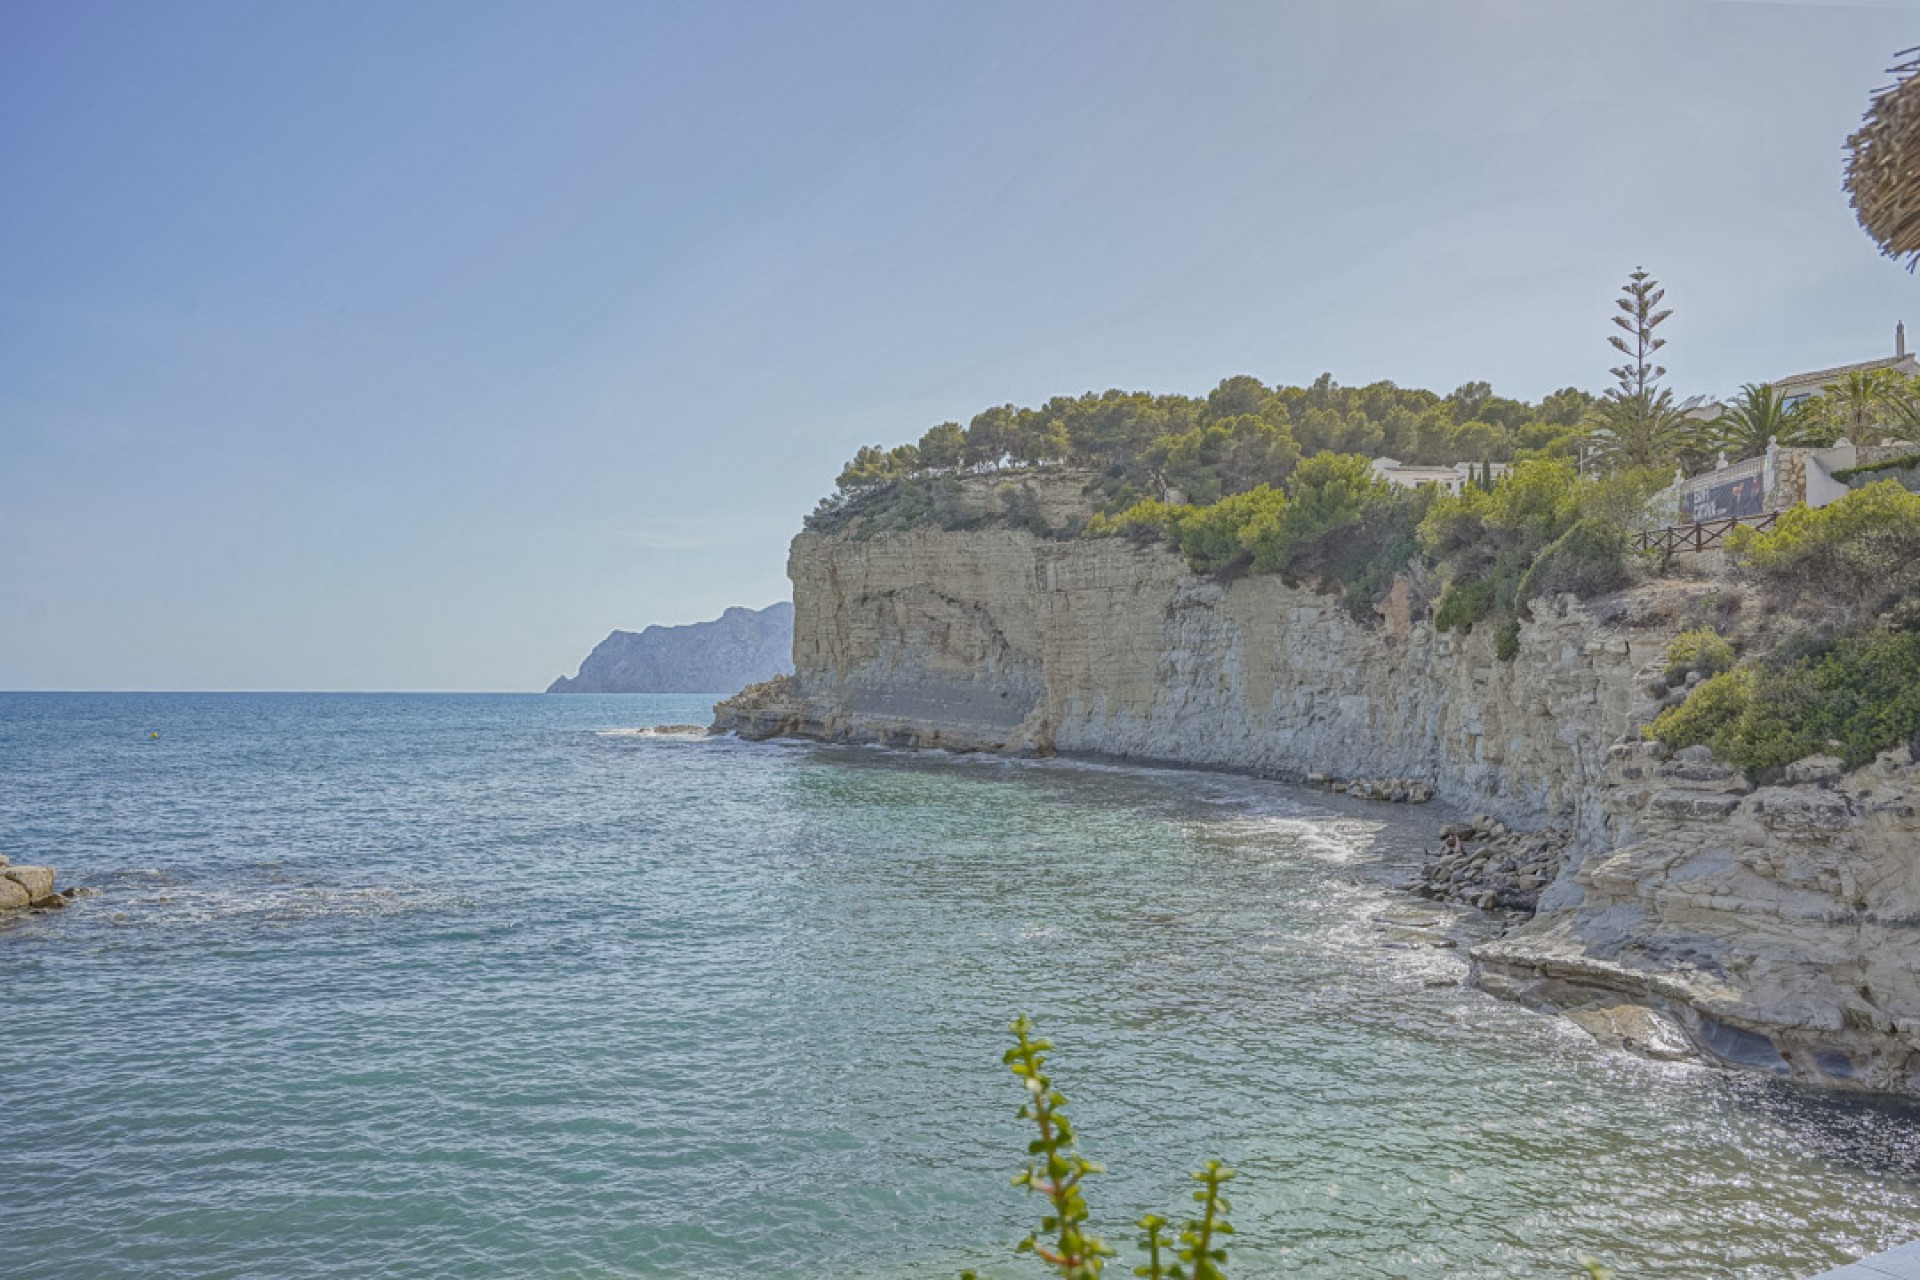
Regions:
[[711, 510, 1920, 1096], [1414, 815, 1571, 914]]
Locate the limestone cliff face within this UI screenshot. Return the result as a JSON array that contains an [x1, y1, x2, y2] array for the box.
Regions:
[[1479, 742, 1920, 1094], [769, 526, 1662, 844], [715, 520, 1920, 1093]]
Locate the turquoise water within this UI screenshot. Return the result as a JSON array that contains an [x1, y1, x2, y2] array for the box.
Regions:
[[1, 693, 1916, 1279]]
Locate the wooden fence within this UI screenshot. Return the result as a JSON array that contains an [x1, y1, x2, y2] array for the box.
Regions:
[[1632, 512, 1779, 555]]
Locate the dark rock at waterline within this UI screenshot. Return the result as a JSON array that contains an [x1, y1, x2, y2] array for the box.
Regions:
[[1414, 816, 1569, 915]]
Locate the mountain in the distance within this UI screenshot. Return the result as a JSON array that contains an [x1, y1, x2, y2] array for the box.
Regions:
[[547, 602, 794, 694]]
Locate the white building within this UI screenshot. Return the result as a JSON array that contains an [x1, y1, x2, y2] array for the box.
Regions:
[[1369, 458, 1510, 494], [1771, 324, 1919, 413]]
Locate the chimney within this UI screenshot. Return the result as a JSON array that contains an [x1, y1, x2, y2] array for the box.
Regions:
[[1900, 321, 1908, 358]]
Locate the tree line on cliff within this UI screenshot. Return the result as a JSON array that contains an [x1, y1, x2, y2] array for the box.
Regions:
[[814, 269, 1920, 532], [822, 372, 1597, 518], [804, 269, 1920, 775]]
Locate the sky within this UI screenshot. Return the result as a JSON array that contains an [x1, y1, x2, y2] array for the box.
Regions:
[[3, 0, 1918, 691]]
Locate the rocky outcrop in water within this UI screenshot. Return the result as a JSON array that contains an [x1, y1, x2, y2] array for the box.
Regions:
[[0, 855, 84, 913], [549, 603, 793, 694], [711, 486, 1920, 1094]]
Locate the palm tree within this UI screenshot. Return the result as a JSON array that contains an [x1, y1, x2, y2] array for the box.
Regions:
[[1586, 387, 1693, 471], [1809, 368, 1902, 442], [1709, 383, 1830, 459], [1877, 373, 1920, 443]]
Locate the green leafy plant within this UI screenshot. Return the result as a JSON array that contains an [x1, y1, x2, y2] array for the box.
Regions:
[[1434, 578, 1497, 634], [1664, 628, 1736, 682], [963, 1017, 1235, 1280], [1647, 624, 1920, 770], [1831, 451, 1920, 482], [965, 1018, 1619, 1280], [1804, 367, 1907, 445], [1729, 480, 1920, 623], [1493, 616, 1523, 661], [1709, 383, 1831, 457], [1516, 518, 1631, 605]]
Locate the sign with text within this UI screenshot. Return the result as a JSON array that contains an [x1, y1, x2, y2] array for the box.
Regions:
[[1680, 472, 1765, 522]]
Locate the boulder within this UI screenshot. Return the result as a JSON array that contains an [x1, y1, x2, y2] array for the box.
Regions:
[[0, 878, 28, 910], [1, 865, 55, 902], [1567, 1004, 1695, 1062], [1784, 754, 1846, 786]]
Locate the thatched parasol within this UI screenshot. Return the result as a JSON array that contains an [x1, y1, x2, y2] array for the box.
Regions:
[[1847, 48, 1920, 269]]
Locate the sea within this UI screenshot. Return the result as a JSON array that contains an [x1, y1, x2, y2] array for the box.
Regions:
[[1, 692, 1916, 1279]]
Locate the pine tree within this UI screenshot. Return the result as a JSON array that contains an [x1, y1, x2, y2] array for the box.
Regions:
[[1587, 269, 1692, 471], [1609, 267, 1670, 399]]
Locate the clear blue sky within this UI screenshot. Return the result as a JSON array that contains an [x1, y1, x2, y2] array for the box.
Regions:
[[3, 0, 1916, 690]]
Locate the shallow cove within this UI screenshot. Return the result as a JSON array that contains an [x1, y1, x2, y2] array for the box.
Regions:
[[1, 692, 1916, 1279]]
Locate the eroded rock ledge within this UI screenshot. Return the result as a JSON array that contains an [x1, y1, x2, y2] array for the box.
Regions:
[[1477, 741, 1920, 1093], [714, 522, 1920, 1094]]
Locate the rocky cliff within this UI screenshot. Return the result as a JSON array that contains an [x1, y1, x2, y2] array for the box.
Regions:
[[726, 526, 1661, 842], [549, 602, 793, 694], [715, 511, 1920, 1094]]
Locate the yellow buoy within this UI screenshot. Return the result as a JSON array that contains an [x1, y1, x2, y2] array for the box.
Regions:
[[150, 731, 159, 739]]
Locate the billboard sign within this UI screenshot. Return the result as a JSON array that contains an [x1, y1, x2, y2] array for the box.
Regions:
[[1680, 472, 1765, 523]]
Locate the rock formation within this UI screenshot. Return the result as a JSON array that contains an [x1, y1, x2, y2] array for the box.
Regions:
[[1477, 740, 1920, 1094], [548, 602, 794, 694], [716, 520, 1660, 844], [712, 485, 1920, 1094], [0, 854, 83, 913]]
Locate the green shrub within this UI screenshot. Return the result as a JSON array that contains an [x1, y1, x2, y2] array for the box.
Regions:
[[1575, 465, 1673, 529], [1164, 486, 1281, 574], [1517, 517, 1630, 603], [1419, 458, 1582, 571], [1283, 486, 1434, 619], [1645, 667, 1760, 764], [1435, 578, 1496, 633], [963, 1017, 1235, 1280], [1831, 452, 1920, 481], [1664, 628, 1736, 681], [999, 483, 1053, 537], [1234, 453, 1392, 575], [1493, 616, 1522, 661], [1647, 625, 1920, 770], [1084, 499, 1171, 544], [1730, 480, 1920, 620]]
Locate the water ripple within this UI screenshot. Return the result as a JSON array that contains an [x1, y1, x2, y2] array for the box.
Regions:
[[0, 692, 1916, 1279]]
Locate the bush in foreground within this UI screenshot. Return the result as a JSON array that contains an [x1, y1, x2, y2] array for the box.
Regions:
[[1517, 518, 1631, 604], [964, 1018, 1619, 1279], [962, 1016, 1234, 1280]]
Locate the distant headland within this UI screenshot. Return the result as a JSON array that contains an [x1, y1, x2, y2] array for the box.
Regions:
[[547, 602, 794, 694]]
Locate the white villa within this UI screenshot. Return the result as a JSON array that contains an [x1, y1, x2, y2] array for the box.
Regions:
[[1368, 458, 1510, 494]]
